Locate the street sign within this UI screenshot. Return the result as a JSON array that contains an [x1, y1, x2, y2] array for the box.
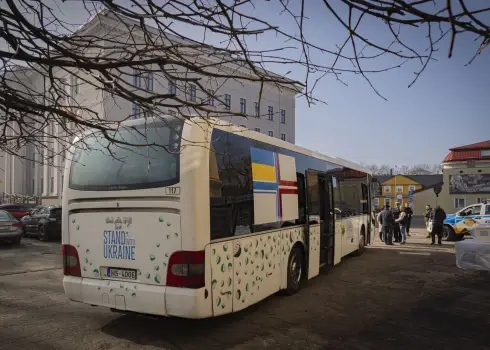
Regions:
[[396, 194, 403, 200]]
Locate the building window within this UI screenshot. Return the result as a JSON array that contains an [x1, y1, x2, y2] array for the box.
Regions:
[[144, 110, 152, 119], [207, 89, 215, 106], [280, 133, 286, 141], [168, 79, 177, 95], [383, 186, 391, 194], [132, 69, 141, 88], [188, 84, 196, 102], [477, 198, 485, 204], [268, 130, 273, 137], [280, 109, 286, 124], [143, 72, 153, 91], [408, 185, 416, 192], [254, 128, 260, 132], [482, 149, 490, 157], [454, 198, 466, 209], [240, 98, 246, 114], [224, 94, 231, 110], [384, 198, 391, 207], [268, 106, 273, 120], [374, 198, 379, 206], [131, 103, 140, 119], [254, 102, 260, 118], [396, 185, 403, 193], [50, 176, 54, 194], [168, 109, 176, 116]]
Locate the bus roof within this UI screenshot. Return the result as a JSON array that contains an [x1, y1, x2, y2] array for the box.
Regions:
[[72, 115, 372, 176]]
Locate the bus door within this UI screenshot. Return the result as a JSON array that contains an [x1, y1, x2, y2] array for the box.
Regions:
[[306, 170, 335, 267]]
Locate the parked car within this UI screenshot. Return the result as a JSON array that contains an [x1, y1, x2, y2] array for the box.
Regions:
[[0, 204, 31, 220], [443, 200, 490, 241], [0, 210, 23, 245], [20, 205, 62, 241]]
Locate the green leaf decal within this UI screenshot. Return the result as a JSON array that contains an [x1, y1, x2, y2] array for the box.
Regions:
[[149, 254, 155, 262], [236, 289, 241, 300], [212, 248, 216, 255], [217, 256, 221, 264], [131, 292, 136, 297], [156, 243, 160, 248], [93, 268, 99, 274], [154, 265, 159, 271], [228, 277, 232, 287], [221, 264, 225, 273], [154, 274, 161, 283], [221, 280, 225, 287], [223, 244, 228, 252], [228, 262, 232, 271], [217, 297, 221, 307], [159, 216, 164, 223], [245, 283, 249, 292], [212, 279, 217, 289]]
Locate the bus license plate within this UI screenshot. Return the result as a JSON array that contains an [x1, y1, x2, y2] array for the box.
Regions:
[[107, 268, 137, 280]]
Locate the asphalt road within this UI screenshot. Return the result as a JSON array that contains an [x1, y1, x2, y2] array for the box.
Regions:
[[0, 227, 489, 350]]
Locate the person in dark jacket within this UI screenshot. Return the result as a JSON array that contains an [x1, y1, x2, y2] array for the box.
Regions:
[[424, 204, 432, 238], [392, 203, 402, 243], [430, 205, 447, 245], [404, 203, 413, 236], [380, 204, 395, 245]]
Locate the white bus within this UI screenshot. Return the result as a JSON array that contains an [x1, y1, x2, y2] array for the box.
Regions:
[[62, 116, 379, 319]]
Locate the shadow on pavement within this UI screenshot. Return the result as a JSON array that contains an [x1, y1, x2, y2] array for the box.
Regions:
[[99, 238, 490, 349]]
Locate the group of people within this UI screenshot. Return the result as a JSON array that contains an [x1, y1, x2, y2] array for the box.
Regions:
[[377, 202, 413, 245], [424, 204, 447, 245], [377, 202, 447, 245]]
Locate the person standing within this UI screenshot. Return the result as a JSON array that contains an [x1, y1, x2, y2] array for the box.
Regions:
[[430, 205, 447, 245], [392, 203, 402, 243], [404, 202, 413, 236], [377, 210, 384, 242], [395, 207, 409, 244], [380, 204, 395, 245], [424, 204, 432, 238]]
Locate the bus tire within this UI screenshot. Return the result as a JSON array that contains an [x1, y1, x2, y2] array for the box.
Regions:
[[285, 245, 304, 295]]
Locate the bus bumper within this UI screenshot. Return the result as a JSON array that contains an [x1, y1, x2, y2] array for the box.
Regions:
[[63, 276, 211, 318]]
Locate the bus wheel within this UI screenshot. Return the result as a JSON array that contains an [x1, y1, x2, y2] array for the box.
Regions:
[[285, 245, 304, 295]]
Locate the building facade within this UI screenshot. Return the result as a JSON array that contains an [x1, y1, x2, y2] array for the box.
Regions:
[[1, 11, 299, 205], [375, 174, 443, 209], [437, 140, 490, 212]]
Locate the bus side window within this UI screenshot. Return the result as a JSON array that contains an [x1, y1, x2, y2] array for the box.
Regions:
[[296, 173, 307, 224]]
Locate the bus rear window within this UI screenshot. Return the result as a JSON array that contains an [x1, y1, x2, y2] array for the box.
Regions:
[[69, 119, 183, 191]]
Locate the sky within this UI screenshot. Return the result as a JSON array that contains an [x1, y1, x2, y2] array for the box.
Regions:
[[4, 1, 490, 167]]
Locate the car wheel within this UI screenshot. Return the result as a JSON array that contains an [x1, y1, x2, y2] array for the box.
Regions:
[[285, 245, 304, 295], [443, 226, 462, 241], [38, 225, 49, 242]]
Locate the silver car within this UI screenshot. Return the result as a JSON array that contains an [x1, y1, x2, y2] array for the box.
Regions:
[[0, 210, 23, 245]]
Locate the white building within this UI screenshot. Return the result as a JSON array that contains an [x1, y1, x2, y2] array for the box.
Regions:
[[1, 10, 299, 205]]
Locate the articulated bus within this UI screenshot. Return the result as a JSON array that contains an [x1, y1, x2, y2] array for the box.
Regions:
[[62, 116, 379, 319]]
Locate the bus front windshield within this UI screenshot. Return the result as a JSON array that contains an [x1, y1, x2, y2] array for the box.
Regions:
[[69, 119, 183, 191]]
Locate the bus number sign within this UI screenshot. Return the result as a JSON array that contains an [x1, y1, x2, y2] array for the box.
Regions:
[[165, 187, 180, 196]]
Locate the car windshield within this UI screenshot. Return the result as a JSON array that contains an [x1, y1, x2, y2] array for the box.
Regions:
[[0, 211, 13, 220], [69, 118, 183, 191]]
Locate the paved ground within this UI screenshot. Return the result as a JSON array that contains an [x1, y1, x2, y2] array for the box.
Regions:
[[0, 223, 489, 350]]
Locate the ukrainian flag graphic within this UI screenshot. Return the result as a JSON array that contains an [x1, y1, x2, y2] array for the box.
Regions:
[[250, 147, 298, 225]]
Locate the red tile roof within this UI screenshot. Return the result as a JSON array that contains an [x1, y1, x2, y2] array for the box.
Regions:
[[450, 140, 490, 151], [443, 140, 490, 163]]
